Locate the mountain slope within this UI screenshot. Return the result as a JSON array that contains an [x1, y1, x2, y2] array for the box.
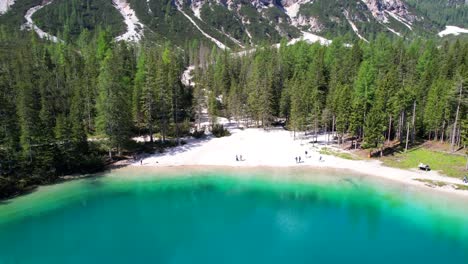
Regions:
[[0, 0, 466, 47]]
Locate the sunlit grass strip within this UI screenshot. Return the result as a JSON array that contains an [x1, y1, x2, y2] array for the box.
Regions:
[[383, 148, 465, 178], [319, 147, 361, 160]]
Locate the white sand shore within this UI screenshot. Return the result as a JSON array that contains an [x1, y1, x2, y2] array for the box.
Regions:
[[132, 126, 468, 196]]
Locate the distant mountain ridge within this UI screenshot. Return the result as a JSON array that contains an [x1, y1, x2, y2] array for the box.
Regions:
[[0, 0, 467, 48]]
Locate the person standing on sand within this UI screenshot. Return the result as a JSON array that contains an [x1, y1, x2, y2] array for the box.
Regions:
[[299, 156, 302, 163], [236, 155, 239, 161], [240, 155, 243, 161], [295, 157, 298, 163], [140, 159, 143, 165]]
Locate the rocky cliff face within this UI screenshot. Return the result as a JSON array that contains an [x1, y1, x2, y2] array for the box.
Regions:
[[361, 0, 418, 23], [170, 0, 430, 46]]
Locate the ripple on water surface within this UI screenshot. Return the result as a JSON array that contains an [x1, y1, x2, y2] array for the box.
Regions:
[[0, 168, 467, 264]]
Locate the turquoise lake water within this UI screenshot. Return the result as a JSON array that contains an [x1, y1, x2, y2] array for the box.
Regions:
[[0, 168, 467, 263]]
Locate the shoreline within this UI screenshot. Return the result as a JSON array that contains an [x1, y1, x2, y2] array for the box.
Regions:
[[113, 164, 468, 199], [120, 127, 468, 197], [3, 126, 467, 202]]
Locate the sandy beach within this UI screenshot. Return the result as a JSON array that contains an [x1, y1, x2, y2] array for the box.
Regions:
[[129, 126, 468, 197]]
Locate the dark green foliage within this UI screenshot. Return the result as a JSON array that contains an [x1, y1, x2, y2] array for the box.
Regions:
[[237, 3, 282, 44], [191, 129, 206, 139], [0, 26, 193, 199], [33, 0, 125, 40], [211, 124, 231, 138], [200, 3, 245, 41], [406, 0, 468, 28], [0, 17, 467, 201], [195, 32, 467, 155], [0, 0, 42, 28]]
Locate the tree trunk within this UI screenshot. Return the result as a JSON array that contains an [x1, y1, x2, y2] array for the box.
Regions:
[[411, 101, 416, 144], [332, 115, 336, 143], [314, 114, 318, 144], [175, 97, 180, 146], [396, 115, 400, 141], [399, 111, 405, 142], [387, 115, 392, 143], [405, 121, 410, 152], [440, 120, 445, 143], [451, 83, 462, 152]]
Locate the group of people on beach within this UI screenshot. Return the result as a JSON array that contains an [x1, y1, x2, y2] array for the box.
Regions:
[[295, 150, 323, 164], [235, 155, 243, 162]]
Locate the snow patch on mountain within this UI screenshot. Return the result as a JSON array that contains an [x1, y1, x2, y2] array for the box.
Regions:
[[0, 0, 15, 15], [176, 4, 228, 50], [113, 0, 144, 42], [146, 0, 152, 14], [288, 31, 331, 46], [385, 10, 412, 30], [438, 26, 468, 37], [343, 10, 369, 42], [22, 2, 62, 43], [224, 31, 245, 48], [283, 0, 310, 18], [251, 0, 274, 10], [245, 29, 252, 38], [384, 25, 401, 36], [182, 65, 195, 87], [191, 0, 205, 20]]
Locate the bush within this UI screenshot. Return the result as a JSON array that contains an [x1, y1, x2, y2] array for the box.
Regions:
[[191, 129, 206, 139], [211, 124, 231, 138]]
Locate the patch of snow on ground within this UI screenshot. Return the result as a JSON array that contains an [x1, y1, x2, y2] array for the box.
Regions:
[[22, 2, 62, 43], [113, 0, 144, 42], [176, 6, 228, 50], [385, 11, 412, 31], [223, 31, 244, 48], [245, 28, 252, 39], [181, 65, 195, 87], [283, 2, 302, 18], [384, 25, 401, 37], [192, 2, 203, 20], [0, 0, 15, 14], [438, 26, 468, 37], [293, 31, 331, 45], [146, 0, 152, 14], [343, 10, 369, 42], [212, 25, 244, 48]]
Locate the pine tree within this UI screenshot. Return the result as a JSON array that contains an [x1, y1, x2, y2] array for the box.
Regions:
[[96, 48, 132, 158]]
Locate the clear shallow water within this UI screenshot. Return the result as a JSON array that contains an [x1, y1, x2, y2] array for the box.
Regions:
[[0, 168, 467, 264]]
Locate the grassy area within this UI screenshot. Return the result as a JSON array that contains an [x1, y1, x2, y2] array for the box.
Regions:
[[415, 179, 468, 191], [319, 147, 361, 160], [383, 148, 466, 178]]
